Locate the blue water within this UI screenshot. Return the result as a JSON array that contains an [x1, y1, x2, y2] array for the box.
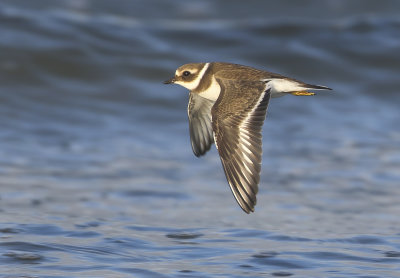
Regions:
[[1, 0, 400, 277]]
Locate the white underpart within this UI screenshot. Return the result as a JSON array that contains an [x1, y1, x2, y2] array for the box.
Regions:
[[175, 63, 210, 91], [263, 78, 306, 97], [198, 76, 221, 101]]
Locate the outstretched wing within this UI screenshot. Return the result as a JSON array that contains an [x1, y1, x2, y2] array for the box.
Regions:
[[188, 93, 215, 157], [212, 79, 271, 213]]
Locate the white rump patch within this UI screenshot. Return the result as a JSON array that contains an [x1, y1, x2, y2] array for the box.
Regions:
[[263, 79, 305, 96]]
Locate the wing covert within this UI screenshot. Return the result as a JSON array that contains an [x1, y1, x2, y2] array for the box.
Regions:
[[212, 79, 271, 213]]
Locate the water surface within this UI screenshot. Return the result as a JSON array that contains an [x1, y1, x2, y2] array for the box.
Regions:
[[1, 0, 400, 277]]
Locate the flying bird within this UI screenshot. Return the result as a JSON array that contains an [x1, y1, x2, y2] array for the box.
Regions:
[[164, 62, 331, 213]]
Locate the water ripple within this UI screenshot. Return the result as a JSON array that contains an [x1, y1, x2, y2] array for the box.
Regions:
[[1, 0, 400, 277]]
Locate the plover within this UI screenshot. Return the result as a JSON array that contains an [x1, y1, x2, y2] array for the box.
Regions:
[[164, 62, 331, 213]]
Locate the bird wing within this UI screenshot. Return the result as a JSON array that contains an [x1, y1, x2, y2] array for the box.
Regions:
[[188, 93, 215, 157], [211, 79, 271, 213]]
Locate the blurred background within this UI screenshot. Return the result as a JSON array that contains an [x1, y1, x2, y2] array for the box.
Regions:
[[0, 0, 399, 277]]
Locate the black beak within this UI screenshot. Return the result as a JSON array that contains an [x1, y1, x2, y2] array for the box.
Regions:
[[163, 77, 175, 84]]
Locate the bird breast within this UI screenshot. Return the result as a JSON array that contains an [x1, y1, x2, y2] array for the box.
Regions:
[[198, 77, 221, 101]]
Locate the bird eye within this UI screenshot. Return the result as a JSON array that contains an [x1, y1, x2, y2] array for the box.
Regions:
[[183, 71, 191, 77]]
